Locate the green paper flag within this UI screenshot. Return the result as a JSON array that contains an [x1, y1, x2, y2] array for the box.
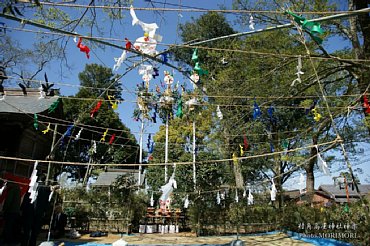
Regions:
[[344, 204, 349, 213], [176, 98, 183, 118], [48, 98, 60, 114], [282, 139, 289, 149], [34, 113, 38, 130], [192, 48, 198, 62], [194, 62, 209, 76]]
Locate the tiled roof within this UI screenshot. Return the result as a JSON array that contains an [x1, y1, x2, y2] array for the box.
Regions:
[[0, 88, 59, 114], [92, 169, 144, 187], [318, 184, 370, 198]]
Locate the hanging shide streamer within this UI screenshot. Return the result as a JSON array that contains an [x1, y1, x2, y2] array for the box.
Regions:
[[291, 55, 304, 87], [100, 128, 109, 142], [42, 123, 50, 134], [48, 98, 60, 114], [239, 144, 244, 156], [28, 161, 38, 204], [109, 133, 116, 145], [216, 105, 223, 120], [216, 191, 221, 205], [89, 140, 97, 156], [248, 189, 254, 205], [316, 146, 331, 176], [77, 37, 90, 59], [249, 15, 255, 30], [150, 192, 154, 207], [235, 189, 239, 203], [312, 106, 322, 122], [90, 100, 102, 118], [253, 100, 261, 119], [75, 128, 83, 140], [113, 50, 127, 72], [270, 179, 277, 201], [184, 195, 189, 208], [232, 152, 238, 165]]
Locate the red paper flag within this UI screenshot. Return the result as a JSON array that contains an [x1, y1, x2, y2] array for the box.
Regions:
[[109, 133, 116, 145], [125, 38, 132, 50], [364, 95, 370, 114], [90, 100, 102, 118], [77, 37, 90, 59], [243, 133, 249, 150]]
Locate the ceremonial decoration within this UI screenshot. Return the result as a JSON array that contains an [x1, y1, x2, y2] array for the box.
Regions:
[[363, 95, 370, 114], [253, 100, 261, 120], [247, 189, 254, 205], [77, 37, 90, 59], [28, 161, 38, 204], [100, 128, 109, 142], [249, 15, 255, 30], [316, 146, 331, 176], [75, 128, 83, 140], [216, 105, 223, 120], [312, 106, 322, 122], [291, 55, 304, 86], [33, 113, 38, 130], [90, 100, 103, 118], [270, 179, 277, 201], [42, 123, 50, 134], [48, 98, 60, 114]]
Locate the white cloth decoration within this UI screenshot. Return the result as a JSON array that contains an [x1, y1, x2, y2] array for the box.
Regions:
[[298, 173, 305, 194], [216, 191, 221, 205], [184, 195, 189, 208], [316, 146, 331, 176], [28, 161, 39, 204], [216, 105, 223, 120], [235, 190, 239, 203], [247, 189, 254, 205], [291, 55, 304, 86], [270, 179, 277, 201], [159, 169, 176, 205], [150, 192, 154, 207], [133, 36, 158, 55], [113, 50, 127, 71], [249, 15, 255, 30], [75, 128, 83, 140], [130, 5, 159, 38]]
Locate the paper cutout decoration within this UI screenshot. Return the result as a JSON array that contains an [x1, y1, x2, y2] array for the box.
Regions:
[[134, 34, 158, 55], [28, 161, 38, 204], [286, 10, 324, 44], [311, 106, 322, 122], [190, 72, 200, 89], [298, 173, 305, 194], [232, 152, 238, 165], [363, 95, 370, 114], [109, 133, 116, 145], [33, 114, 38, 130], [75, 128, 83, 140], [216, 191, 221, 205], [253, 100, 261, 120], [248, 189, 254, 205], [161, 53, 168, 63], [192, 48, 198, 62], [90, 100, 102, 118], [235, 190, 239, 203], [239, 144, 244, 156], [221, 57, 228, 65], [107, 95, 119, 110], [139, 65, 154, 84], [113, 50, 127, 71], [270, 179, 277, 201], [185, 98, 198, 111], [100, 128, 109, 142], [38, 85, 45, 99], [89, 140, 97, 155], [249, 15, 255, 30], [291, 55, 304, 86], [60, 124, 74, 147], [48, 98, 60, 114], [77, 37, 90, 59], [130, 5, 159, 38], [184, 195, 189, 208], [163, 71, 174, 85], [176, 98, 183, 118], [42, 123, 50, 134], [316, 146, 331, 176], [150, 192, 154, 207], [216, 105, 223, 120], [194, 62, 208, 76]]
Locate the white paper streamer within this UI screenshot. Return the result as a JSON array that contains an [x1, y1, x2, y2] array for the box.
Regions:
[[247, 189, 254, 205], [299, 173, 305, 194], [184, 195, 189, 208], [130, 5, 159, 38], [270, 179, 277, 201], [150, 192, 154, 207], [75, 128, 83, 140], [28, 161, 39, 204], [291, 55, 304, 86], [216, 191, 221, 205], [249, 15, 255, 30], [235, 190, 239, 203], [216, 105, 223, 120], [113, 50, 127, 71], [316, 146, 331, 176]]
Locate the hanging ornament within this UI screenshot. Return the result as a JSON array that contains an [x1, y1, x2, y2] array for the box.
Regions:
[[133, 33, 158, 55], [267, 105, 276, 124], [150, 192, 154, 207], [221, 57, 228, 65], [148, 142, 154, 153], [124, 38, 132, 50], [192, 48, 198, 62], [89, 140, 97, 155], [163, 71, 174, 85], [190, 71, 200, 89], [75, 128, 83, 140], [253, 100, 261, 120], [286, 10, 324, 44], [243, 189, 247, 198], [113, 50, 127, 71], [109, 133, 116, 145], [216, 105, 223, 120], [235, 190, 239, 203], [344, 204, 349, 213], [311, 106, 322, 122], [161, 53, 168, 63], [239, 144, 244, 157], [184, 195, 189, 208], [298, 173, 305, 194], [281, 139, 289, 150], [176, 98, 183, 118], [147, 134, 151, 149], [194, 62, 208, 76], [363, 95, 370, 114], [185, 97, 198, 111], [291, 55, 304, 87], [249, 15, 255, 30], [243, 134, 249, 150], [216, 191, 221, 205], [270, 179, 277, 201], [232, 152, 238, 165], [38, 84, 45, 99], [152, 67, 159, 78], [28, 161, 39, 204], [100, 128, 109, 142], [42, 123, 50, 134], [48, 98, 60, 114], [33, 113, 38, 130], [316, 146, 331, 176], [60, 124, 74, 147], [130, 5, 159, 38], [247, 189, 254, 205], [90, 100, 103, 118], [107, 95, 119, 110], [77, 37, 90, 59]]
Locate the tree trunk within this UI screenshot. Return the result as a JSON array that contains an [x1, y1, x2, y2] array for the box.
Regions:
[[305, 135, 318, 204]]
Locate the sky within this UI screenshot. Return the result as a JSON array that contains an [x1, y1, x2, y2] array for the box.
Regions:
[[2, 0, 369, 189]]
